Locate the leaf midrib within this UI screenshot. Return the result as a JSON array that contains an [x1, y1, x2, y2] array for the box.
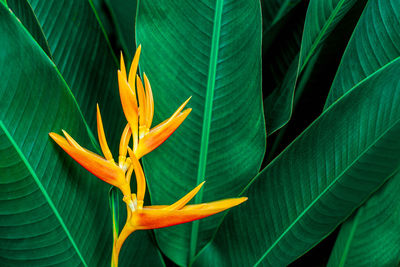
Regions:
[[0, 120, 88, 267], [299, 0, 347, 73], [189, 0, 224, 262]]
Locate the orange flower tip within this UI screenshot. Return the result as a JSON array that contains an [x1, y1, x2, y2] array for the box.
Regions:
[[49, 132, 61, 140], [183, 108, 192, 116]]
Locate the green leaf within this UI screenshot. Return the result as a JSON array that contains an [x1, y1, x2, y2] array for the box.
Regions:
[[0, 4, 163, 266], [325, 0, 400, 109], [194, 54, 400, 266], [299, 0, 358, 72], [265, 0, 358, 136], [327, 172, 400, 267], [104, 0, 137, 59], [135, 0, 266, 265], [7, 0, 52, 59], [24, 0, 124, 150], [262, 0, 301, 32]]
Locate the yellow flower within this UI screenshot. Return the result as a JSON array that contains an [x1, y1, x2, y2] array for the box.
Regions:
[[118, 45, 191, 161], [111, 148, 247, 265], [50, 46, 248, 267]]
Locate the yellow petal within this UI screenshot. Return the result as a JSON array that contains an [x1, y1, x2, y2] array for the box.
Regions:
[[118, 123, 132, 166], [136, 74, 147, 137], [136, 108, 191, 158], [120, 52, 127, 80], [49, 132, 130, 197], [127, 147, 146, 207], [128, 45, 141, 90], [169, 96, 191, 121], [165, 181, 205, 211], [132, 197, 247, 230], [118, 70, 138, 150], [96, 104, 114, 161], [143, 73, 154, 130], [61, 130, 85, 152]]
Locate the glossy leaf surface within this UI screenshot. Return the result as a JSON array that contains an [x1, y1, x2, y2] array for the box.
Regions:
[[325, 0, 400, 108], [327, 172, 400, 267], [194, 55, 400, 266], [265, 0, 357, 135], [23, 0, 124, 150], [136, 0, 266, 265]]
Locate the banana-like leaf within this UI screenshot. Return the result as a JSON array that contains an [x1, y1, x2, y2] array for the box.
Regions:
[[299, 0, 358, 71], [194, 54, 400, 266], [265, 0, 358, 136], [0, 4, 163, 266], [325, 1, 400, 264], [327, 172, 400, 267], [135, 0, 266, 265], [7, 0, 52, 58], [104, 0, 137, 60], [325, 0, 400, 109], [16, 0, 124, 150]]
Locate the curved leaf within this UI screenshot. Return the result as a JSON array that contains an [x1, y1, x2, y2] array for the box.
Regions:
[[325, 0, 400, 109], [25, 0, 124, 150], [265, 0, 358, 136], [104, 0, 137, 59], [136, 0, 266, 265], [194, 54, 400, 266], [299, 0, 358, 71], [327, 172, 400, 267], [7, 0, 52, 58], [0, 4, 162, 266]]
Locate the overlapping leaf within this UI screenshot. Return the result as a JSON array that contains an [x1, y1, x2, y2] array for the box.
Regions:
[[325, 1, 400, 264], [265, 0, 358, 135], [325, 0, 400, 108], [135, 0, 266, 265], [194, 55, 400, 266], [0, 3, 163, 266], [327, 172, 400, 266], [9, 0, 124, 151]]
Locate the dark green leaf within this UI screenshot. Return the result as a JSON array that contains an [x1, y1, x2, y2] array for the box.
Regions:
[[194, 54, 400, 267], [325, 0, 400, 109], [328, 172, 400, 267], [27, 0, 124, 151], [8, 0, 52, 58], [136, 0, 266, 265], [104, 0, 137, 60]]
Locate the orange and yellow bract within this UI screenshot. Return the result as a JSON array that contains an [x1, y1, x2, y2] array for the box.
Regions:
[[49, 46, 247, 267]]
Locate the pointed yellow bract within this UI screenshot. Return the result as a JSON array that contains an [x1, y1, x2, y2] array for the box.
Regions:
[[49, 131, 131, 198], [118, 46, 192, 159], [50, 46, 247, 267]]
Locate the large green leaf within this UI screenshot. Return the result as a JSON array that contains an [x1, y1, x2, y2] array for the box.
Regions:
[[135, 0, 265, 265], [327, 172, 400, 266], [0, 4, 163, 266], [325, 0, 400, 108], [15, 0, 124, 150], [194, 54, 400, 266], [325, 2, 400, 264]]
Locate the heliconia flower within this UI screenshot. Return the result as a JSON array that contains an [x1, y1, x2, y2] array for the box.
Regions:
[[118, 45, 192, 159], [49, 105, 135, 201], [111, 149, 248, 265]]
